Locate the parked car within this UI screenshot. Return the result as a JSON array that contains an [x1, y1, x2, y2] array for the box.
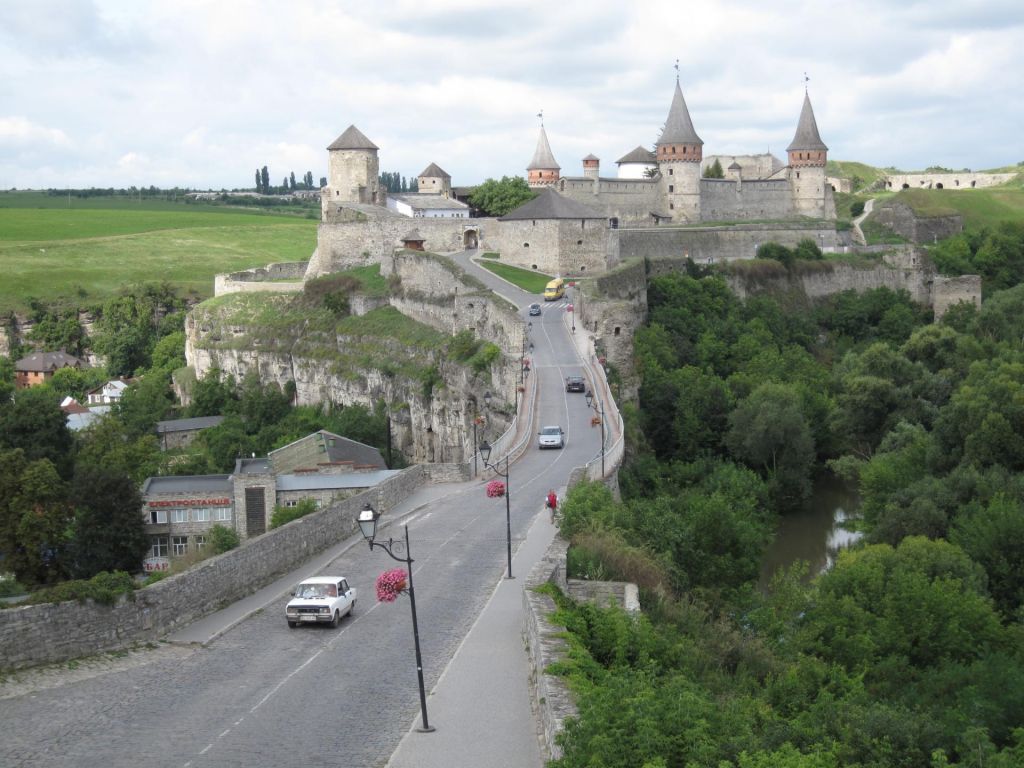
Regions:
[[286, 576, 356, 628], [528, 303, 542, 316], [538, 425, 565, 449], [565, 376, 586, 392]]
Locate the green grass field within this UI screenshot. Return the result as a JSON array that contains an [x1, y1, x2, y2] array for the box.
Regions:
[[475, 260, 553, 293], [1, 196, 317, 313], [890, 186, 1024, 231]]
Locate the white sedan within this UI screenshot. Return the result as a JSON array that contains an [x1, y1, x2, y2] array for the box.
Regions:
[[538, 425, 565, 449], [286, 576, 356, 628]]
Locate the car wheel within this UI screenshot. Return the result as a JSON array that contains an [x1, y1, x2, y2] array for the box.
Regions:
[[287, 620, 297, 628], [330, 610, 340, 628], [348, 599, 356, 617]]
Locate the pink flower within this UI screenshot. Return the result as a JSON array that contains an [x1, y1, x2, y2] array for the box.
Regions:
[[486, 480, 506, 498], [376, 567, 407, 602]]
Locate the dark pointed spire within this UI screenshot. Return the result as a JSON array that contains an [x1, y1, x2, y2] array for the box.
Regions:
[[786, 92, 828, 152], [657, 80, 702, 147], [527, 125, 560, 171]]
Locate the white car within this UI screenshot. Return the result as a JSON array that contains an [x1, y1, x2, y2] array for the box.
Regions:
[[286, 576, 356, 628], [538, 425, 565, 449]]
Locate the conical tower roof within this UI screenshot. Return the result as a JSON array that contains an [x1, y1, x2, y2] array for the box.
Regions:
[[527, 125, 560, 171], [418, 162, 451, 178], [786, 92, 828, 152], [657, 81, 702, 146], [327, 125, 379, 151]]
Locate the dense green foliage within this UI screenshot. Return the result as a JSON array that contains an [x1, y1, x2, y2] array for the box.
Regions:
[[703, 158, 724, 178], [553, 268, 1024, 766], [468, 176, 536, 216], [930, 221, 1024, 295], [270, 498, 318, 529], [209, 524, 240, 553]]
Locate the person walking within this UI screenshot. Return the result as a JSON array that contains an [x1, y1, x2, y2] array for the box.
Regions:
[[546, 489, 558, 522]]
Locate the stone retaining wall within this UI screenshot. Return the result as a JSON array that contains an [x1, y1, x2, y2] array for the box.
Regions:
[[0, 466, 429, 671]]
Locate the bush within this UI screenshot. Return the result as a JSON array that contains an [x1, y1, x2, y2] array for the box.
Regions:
[[209, 524, 240, 553], [270, 498, 318, 529], [25, 570, 135, 606], [850, 201, 865, 217], [0, 576, 26, 598]]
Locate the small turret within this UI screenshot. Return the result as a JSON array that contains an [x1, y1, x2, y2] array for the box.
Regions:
[[527, 125, 560, 188], [786, 91, 828, 167], [786, 91, 831, 217], [582, 154, 600, 180], [417, 163, 452, 197], [656, 79, 703, 221], [325, 125, 382, 206]]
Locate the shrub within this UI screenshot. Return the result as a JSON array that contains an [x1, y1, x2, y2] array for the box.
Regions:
[[270, 498, 319, 529], [26, 570, 136, 606], [0, 576, 26, 598], [209, 524, 240, 553], [467, 342, 500, 373], [851, 200, 865, 217]]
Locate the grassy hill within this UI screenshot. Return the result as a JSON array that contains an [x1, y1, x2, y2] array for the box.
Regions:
[[826, 160, 891, 192], [0, 193, 317, 314], [890, 185, 1024, 230]]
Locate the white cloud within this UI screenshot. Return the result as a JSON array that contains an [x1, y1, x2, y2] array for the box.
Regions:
[[0, 117, 71, 147]]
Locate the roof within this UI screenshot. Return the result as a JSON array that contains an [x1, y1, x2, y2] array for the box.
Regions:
[[66, 411, 102, 431], [498, 188, 605, 221], [401, 229, 425, 242], [527, 125, 560, 171], [616, 146, 656, 164], [15, 350, 83, 372], [657, 81, 703, 146], [327, 125, 379, 151], [389, 194, 469, 211], [786, 92, 828, 152], [234, 457, 271, 475], [582, 154, 600, 161], [88, 379, 129, 396], [728, 161, 742, 170], [141, 474, 232, 496], [269, 430, 387, 473], [155, 415, 225, 434], [418, 162, 451, 178], [276, 469, 402, 492]]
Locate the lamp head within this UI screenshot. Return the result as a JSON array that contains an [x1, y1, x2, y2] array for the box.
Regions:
[[479, 439, 492, 464], [584, 390, 593, 408], [357, 503, 379, 543], [483, 391, 492, 408]]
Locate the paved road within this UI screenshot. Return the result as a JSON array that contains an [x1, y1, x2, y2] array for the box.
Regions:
[[0, 252, 594, 768]]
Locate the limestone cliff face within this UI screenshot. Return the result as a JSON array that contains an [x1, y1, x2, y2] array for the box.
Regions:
[[186, 251, 522, 464]]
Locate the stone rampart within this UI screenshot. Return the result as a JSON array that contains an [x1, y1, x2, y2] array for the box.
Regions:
[[559, 176, 662, 227], [622, 223, 836, 264], [699, 178, 797, 221], [885, 172, 1018, 191], [933, 275, 982, 319], [0, 467, 428, 671], [490, 218, 609, 276], [214, 261, 309, 297], [870, 199, 963, 244]]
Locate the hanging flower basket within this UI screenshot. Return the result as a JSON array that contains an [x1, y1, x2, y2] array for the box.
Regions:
[[591, 416, 602, 427], [376, 568, 407, 603], [486, 479, 506, 498], [516, 385, 526, 393], [473, 415, 485, 426], [598, 356, 607, 365]]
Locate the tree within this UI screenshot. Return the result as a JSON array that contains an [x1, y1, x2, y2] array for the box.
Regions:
[[0, 451, 72, 585], [255, 168, 262, 193], [468, 176, 535, 216], [319, 176, 327, 188], [0, 386, 73, 476], [260, 166, 269, 195], [66, 467, 149, 579], [703, 158, 724, 179], [951, 494, 1024, 618], [289, 171, 296, 190], [27, 310, 88, 357], [304, 171, 313, 188], [75, 415, 161, 484]]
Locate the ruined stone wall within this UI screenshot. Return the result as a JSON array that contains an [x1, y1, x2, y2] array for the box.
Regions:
[[623, 223, 836, 264], [933, 275, 982, 319], [871, 199, 963, 244], [885, 172, 1018, 191]]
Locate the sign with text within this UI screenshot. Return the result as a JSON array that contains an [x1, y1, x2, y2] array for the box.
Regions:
[[143, 557, 170, 573]]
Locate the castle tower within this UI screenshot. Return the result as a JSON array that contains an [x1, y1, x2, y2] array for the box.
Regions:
[[527, 124, 560, 188], [786, 91, 829, 217], [656, 79, 703, 221], [582, 154, 600, 180], [326, 125, 381, 206], [417, 163, 452, 197]]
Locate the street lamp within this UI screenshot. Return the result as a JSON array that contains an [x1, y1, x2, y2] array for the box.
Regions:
[[479, 439, 513, 579], [585, 389, 606, 478], [357, 504, 435, 733]]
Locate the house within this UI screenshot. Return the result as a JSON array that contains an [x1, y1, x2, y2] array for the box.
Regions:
[[15, 351, 84, 389], [86, 378, 130, 405], [60, 396, 108, 431], [155, 415, 226, 450]]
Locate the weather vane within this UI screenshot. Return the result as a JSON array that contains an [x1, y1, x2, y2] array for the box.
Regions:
[[804, 72, 810, 92], [674, 58, 679, 81], [537, 109, 544, 126]]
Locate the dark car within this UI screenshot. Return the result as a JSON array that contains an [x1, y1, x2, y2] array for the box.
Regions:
[[528, 303, 542, 316], [565, 376, 585, 392]]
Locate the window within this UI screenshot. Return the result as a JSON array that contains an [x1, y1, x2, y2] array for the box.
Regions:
[[285, 500, 298, 508], [150, 536, 168, 557], [172, 509, 188, 524], [172, 536, 188, 556], [214, 507, 231, 522], [150, 509, 167, 524], [668, 185, 674, 193], [193, 508, 211, 522], [194, 535, 207, 551]]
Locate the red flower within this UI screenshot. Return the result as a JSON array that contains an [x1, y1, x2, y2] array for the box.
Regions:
[[486, 480, 506, 498], [376, 568, 407, 602]]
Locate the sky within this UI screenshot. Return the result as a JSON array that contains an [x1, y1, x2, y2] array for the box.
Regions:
[[1, 0, 1022, 191]]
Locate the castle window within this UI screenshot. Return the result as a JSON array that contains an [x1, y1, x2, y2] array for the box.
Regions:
[[669, 203, 674, 210], [614, 326, 621, 336], [523, 243, 530, 248], [577, 239, 583, 245], [668, 185, 674, 193], [671, 147, 675, 154], [796, 172, 800, 179], [668, 168, 673, 176]]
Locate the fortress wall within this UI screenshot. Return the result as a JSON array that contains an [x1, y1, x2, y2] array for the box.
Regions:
[[556, 219, 611, 275], [886, 172, 1018, 190], [933, 275, 982, 319], [703, 154, 781, 178], [699, 178, 796, 221], [871, 199, 963, 244], [620, 223, 836, 264], [559, 177, 662, 226]]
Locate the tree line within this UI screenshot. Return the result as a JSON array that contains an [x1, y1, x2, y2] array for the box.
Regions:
[[550, 256, 1024, 766], [253, 167, 324, 195]]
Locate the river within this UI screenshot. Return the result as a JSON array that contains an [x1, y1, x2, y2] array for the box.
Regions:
[[759, 475, 862, 587]]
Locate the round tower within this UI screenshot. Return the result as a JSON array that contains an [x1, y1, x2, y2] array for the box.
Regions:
[[786, 92, 829, 217], [527, 124, 560, 187], [656, 79, 703, 222], [326, 125, 381, 206], [582, 154, 600, 180]]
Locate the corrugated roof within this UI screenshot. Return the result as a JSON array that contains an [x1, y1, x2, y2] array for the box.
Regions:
[[327, 125, 379, 151], [616, 146, 656, 164], [155, 415, 225, 434], [786, 92, 828, 152], [527, 125, 560, 171], [418, 162, 450, 178], [498, 188, 604, 220], [276, 470, 401, 492], [142, 475, 232, 496], [657, 81, 703, 146]]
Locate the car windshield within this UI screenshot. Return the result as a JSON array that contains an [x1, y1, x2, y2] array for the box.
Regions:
[[297, 584, 328, 598], [541, 427, 561, 436]]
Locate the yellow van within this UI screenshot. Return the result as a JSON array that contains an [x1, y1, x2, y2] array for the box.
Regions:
[[543, 277, 565, 301]]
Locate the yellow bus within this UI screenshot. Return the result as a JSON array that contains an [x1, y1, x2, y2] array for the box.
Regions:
[[543, 277, 565, 301]]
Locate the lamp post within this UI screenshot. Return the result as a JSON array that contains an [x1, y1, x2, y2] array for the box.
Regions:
[[470, 408, 479, 479], [479, 438, 513, 579], [585, 389, 606, 478], [357, 504, 435, 733]]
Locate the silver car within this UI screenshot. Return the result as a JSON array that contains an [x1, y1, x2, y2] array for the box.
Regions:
[[538, 425, 565, 449]]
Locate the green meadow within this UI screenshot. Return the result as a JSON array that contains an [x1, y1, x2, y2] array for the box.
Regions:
[[0, 195, 317, 313]]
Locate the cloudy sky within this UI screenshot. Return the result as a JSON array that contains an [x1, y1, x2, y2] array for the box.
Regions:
[[1, 0, 1022, 191]]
